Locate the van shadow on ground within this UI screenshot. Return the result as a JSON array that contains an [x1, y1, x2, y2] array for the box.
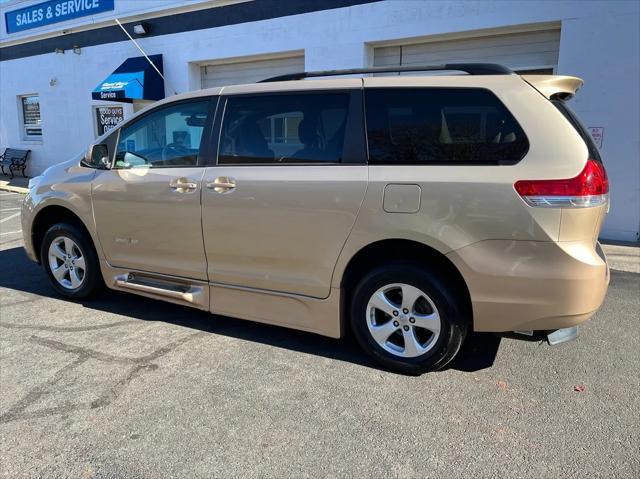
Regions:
[[0, 246, 501, 374]]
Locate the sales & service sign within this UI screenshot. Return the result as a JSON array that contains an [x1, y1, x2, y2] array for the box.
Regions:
[[5, 0, 115, 34]]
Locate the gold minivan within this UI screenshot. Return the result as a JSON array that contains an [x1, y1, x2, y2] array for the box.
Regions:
[[22, 64, 610, 374]]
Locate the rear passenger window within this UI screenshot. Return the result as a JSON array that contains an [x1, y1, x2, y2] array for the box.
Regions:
[[218, 93, 349, 164], [365, 88, 528, 165]]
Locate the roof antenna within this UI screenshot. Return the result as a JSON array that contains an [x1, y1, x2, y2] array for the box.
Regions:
[[115, 18, 178, 95]]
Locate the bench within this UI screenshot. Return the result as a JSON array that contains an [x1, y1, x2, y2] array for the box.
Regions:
[[0, 148, 30, 179]]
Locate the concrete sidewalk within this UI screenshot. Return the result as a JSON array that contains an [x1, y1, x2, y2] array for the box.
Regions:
[[602, 242, 640, 274], [0, 175, 28, 194]]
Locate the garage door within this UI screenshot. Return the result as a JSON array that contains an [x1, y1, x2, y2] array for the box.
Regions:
[[373, 29, 560, 74], [200, 55, 305, 89]]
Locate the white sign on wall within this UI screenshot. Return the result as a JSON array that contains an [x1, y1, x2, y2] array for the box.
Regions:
[[588, 127, 604, 149], [95, 106, 124, 137]]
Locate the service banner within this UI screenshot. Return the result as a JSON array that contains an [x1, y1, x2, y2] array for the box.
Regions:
[[5, 0, 115, 34]]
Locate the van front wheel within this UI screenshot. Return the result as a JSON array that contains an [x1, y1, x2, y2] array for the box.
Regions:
[[349, 263, 468, 375], [41, 223, 102, 299]]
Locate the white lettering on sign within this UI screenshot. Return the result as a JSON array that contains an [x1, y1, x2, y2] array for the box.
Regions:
[[95, 106, 124, 136], [16, 8, 44, 26], [588, 127, 604, 149], [14, 1, 103, 25], [56, 0, 100, 17], [101, 81, 129, 90], [6, 0, 113, 34]]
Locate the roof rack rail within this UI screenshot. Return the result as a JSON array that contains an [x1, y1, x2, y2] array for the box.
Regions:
[[259, 63, 513, 83]]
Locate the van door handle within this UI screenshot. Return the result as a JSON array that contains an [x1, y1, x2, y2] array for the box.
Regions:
[[206, 176, 236, 193], [169, 177, 198, 193]]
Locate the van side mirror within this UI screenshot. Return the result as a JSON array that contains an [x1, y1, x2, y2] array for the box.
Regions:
[[84, 144, 110, 169]]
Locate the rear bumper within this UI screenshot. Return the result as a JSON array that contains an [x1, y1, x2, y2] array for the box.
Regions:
[[447, 239, 609, 332]]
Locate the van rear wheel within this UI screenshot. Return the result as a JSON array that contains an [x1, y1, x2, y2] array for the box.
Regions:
[[349, 262, 468, 375]]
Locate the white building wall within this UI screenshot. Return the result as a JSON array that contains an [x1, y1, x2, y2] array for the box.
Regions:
[[1, 0, 638, 241]]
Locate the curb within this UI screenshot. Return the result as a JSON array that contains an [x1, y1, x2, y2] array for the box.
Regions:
[[602, 244, 640, 274], [0, 185, 28, 194]]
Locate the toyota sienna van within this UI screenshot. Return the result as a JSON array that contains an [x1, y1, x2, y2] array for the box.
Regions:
[[22, 64, 610, 374]]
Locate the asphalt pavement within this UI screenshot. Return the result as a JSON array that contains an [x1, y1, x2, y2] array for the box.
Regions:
[[0, 190, 638, 478]]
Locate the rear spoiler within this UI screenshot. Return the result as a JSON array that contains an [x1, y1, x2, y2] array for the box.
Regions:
[[521, 75, 584, 101]]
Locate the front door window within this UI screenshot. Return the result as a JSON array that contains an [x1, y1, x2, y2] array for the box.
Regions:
[[115, 101, 210, 168]]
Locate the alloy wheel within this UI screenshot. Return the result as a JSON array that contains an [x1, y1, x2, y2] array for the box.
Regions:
[[47, 236, 86, 290], [366, 283, 441, 358]]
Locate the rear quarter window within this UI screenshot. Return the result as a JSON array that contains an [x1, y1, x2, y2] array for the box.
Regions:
[[551, 99, 602, 163], [364, 88, 528, 165]]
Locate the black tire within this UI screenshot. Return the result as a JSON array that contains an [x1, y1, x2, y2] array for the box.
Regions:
[[40, 222, 103, 299], [349, 262, 469, 375]]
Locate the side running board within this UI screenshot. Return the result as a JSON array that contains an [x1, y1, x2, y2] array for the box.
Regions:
[[114, 273, 207, 309]]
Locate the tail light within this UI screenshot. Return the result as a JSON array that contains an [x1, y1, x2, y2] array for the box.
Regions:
[[515, 159, 609, 208]]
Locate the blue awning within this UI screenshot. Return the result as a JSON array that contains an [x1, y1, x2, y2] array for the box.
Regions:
[[92, 54, 164, 103]]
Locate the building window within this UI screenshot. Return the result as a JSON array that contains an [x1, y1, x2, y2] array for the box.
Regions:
[[19, 95, 42, 139]]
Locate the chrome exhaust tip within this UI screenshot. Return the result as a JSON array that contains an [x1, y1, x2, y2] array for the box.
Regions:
[[547, 326, 578, 346]]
